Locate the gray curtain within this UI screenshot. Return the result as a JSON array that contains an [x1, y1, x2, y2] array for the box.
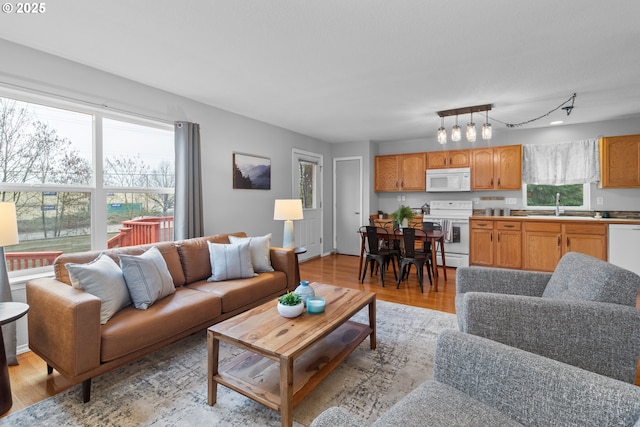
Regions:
[[174, 122, 204, 240], [522, 139, 600, 185], [1, 247, 18, 365]]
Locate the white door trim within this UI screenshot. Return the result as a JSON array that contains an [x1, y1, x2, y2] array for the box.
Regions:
[[292, 148, 323, 260]]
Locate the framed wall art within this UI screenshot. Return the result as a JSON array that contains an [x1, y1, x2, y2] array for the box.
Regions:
[[232, 152, 271, 189]]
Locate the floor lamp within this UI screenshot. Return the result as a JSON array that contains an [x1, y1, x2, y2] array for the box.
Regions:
[[273, 199, 304, 249], [0, 202, 19, 365]]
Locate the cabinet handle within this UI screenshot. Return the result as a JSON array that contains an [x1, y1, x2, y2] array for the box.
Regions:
[[401, 180, 404, 188], [497, 177, 501, 186], [497, 232, 501, 242], [566, 237, 570, 247], [490, 232, 493, 242], [490, 178, 494, 186], [396, 181, 399, 188], [504, 224, 514, 228], [557, 236, 561, 246]]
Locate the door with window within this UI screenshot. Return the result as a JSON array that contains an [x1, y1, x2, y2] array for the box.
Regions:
[[293, 150, 322, 261]]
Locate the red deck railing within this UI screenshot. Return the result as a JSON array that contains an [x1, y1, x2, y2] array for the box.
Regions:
[[6, 216, 174, 271]]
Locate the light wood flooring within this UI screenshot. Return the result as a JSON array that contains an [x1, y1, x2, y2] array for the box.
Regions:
[[3, 253, 638, 418]]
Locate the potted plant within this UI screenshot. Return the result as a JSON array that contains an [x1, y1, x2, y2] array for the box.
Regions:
[[377, 210, 384, 219], [391, 205, 415, 228], [277, 291, 304, 318]]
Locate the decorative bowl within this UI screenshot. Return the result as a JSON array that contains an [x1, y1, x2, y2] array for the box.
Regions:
[[305, 297, 326, 314], [277, 302, 304, 318]]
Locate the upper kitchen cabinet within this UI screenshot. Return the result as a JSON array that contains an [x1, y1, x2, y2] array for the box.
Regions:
[[471, 145, 522, 190], [426, 149, 470, 169], [600, 134, 640, 188], [374, 152, 426, 192]]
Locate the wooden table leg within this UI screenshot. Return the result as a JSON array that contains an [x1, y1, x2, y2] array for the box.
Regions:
[[368, 298, 377, 349], [430, 237, 439, 292], [439, 237, 447, 281], [207, 331, 220, 406], [279, 356, 294, 427], [357, 234, 365, 280]]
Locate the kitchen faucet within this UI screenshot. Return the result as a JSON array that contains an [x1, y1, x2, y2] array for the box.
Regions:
[[555, 192, 561, 216]]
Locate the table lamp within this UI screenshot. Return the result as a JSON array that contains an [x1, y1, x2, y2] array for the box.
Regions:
[[0, 202, 19, 365], [273, 199, 303, 249]]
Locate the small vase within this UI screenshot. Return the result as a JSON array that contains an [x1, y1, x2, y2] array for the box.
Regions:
[[277, 302, 304, 318], [295, 281, 315, 306], [402, 218, 409, 228]]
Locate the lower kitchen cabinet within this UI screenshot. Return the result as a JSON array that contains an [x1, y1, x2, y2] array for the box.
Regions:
[[470, 219, 521, 268], [471, 218, 607, 272]]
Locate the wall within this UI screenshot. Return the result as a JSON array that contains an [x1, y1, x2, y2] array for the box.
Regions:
[[374, 117, 640, 215], [0, 39, 332, 352]]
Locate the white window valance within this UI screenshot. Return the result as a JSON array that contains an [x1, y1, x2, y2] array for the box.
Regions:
[[522, 139, 600, 185]]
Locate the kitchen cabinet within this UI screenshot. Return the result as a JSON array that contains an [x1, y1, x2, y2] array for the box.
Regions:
[[374, 152, 426, 192], [470, 219, 521, 268], [600, 134, 640, 188], [426, 149, 470, 169], [523, 221, 607, 272], [471, 145, 522, 190]]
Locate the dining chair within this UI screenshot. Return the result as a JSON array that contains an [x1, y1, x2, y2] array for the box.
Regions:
[[396, 227, 432, 292], [360, 225, 397, 287]]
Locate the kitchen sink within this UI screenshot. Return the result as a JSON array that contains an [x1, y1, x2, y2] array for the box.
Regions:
[[525, 215, 599, 220]]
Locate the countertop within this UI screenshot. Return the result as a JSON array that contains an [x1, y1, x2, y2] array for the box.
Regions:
[[471, 215, 640, 224]]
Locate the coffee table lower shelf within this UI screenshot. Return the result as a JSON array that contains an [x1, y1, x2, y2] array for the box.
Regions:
[[210, 320, 372, 412]]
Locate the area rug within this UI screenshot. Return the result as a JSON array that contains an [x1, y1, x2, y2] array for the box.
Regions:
[[1, 301, 457, 427]]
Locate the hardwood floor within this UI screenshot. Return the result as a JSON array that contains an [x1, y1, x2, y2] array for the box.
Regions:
[[3, 253, 638, 418]]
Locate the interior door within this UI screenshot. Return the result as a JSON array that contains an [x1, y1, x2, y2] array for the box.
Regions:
[[293, 150, 322, 261], [334, 157, 362, 256]]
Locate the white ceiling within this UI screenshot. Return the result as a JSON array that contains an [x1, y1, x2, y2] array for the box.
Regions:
[[1, 0, 639, 143]]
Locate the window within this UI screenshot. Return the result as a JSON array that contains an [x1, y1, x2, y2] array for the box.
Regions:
[[523, 183, 591, 210], [298, 160, 317, 209], [0, 94, 174, 275]]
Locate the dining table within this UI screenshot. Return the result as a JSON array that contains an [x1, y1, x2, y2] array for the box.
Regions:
[[358, 228, 447, 292]]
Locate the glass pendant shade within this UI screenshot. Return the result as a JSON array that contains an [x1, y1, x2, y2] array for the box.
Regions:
[[466, 113, 476, 142], [482, 122, 492, 140], [451, 116, 461, 142], [437, 117, 447, 144]]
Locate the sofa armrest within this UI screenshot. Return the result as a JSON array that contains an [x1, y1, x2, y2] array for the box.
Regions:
[[26, 278, 102, 379], [310, 407, 366, 427], [458, 293, 640, 383], [269, 247, 296, 290], [455, 266, 552, 296], [435, 330, 640, 426]]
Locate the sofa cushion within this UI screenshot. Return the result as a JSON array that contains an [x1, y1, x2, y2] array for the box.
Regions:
[[100, 287, 222, 362], [177, 233, 247, 284], [188, 271, 287, 313], [65, 253, 132, 324], [228, 233, 274, 272], [207, 240, 256, 281], [542, 252, 640, 306], [119, 246, 176, 309]]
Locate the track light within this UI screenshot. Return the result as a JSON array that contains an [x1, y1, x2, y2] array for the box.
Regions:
[[451, 115, 461, 142], [466, 112, 476, 142], [482, 110, 492, 140]]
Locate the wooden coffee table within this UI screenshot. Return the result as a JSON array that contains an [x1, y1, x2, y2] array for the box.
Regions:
[[207, 283, 376, 427]]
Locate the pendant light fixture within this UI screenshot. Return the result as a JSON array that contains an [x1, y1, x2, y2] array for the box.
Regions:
[[451, 115, 461, 142], [466, 112, 476, 142], [436, 104, 492, 143], [437, 117, 447, 144], [482, 110, 492, 140]]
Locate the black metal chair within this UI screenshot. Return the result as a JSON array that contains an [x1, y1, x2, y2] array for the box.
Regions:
[[397, 227, 432, 292], [421, 221, 442, 278], [360, 225, 397, 286]]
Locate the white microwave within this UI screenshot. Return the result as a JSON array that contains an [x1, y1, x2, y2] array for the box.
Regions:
[[426, 167, 471, 192]]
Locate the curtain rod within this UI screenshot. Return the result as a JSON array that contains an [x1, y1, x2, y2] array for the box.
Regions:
[[0, 79, 174, 125]]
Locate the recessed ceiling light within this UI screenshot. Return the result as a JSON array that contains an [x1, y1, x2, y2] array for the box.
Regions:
[[550, 120, 563, 125]]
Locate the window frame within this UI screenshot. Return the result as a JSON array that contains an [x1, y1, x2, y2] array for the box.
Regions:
[[0, 90, 175, 279], [522, 182, 592, 211]]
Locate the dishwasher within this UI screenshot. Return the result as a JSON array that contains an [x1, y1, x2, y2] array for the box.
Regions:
[[608, 224, 640, 275]]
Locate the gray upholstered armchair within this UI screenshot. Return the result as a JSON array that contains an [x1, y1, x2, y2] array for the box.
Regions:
[[456, 251, 640, 383]]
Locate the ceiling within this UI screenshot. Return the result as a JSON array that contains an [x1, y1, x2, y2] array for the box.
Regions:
[[1, 0, 639, 143]]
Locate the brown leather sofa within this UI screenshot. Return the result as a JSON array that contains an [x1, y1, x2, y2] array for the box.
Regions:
[[26, 232, 296, 402]]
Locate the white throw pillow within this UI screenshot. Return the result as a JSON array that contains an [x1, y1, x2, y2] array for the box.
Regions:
[[207, 240, 257, 281], [65, 253, 132, 324], [118, 246, 176, 310], [228, 233, 274, 272]]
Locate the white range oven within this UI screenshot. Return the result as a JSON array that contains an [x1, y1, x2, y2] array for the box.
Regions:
[[422, 200, 472, 268]]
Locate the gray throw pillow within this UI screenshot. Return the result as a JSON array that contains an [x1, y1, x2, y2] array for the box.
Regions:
[[228, 233, 274, 272], [118, 246, 176, 310], [207, 240, 257, 281], [65, 253, 132, 324]]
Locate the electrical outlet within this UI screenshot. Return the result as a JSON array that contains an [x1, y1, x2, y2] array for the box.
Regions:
[[596, 197, 604, 205], [505, 198, 517, 205], [397, 195, 402, 202]]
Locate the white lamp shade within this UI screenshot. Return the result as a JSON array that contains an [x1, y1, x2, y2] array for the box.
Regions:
[[273, 199, 304, 221], [0, 202, 19, 247]]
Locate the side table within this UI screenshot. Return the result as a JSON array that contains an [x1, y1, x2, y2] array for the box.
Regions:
[[0, 302, 29, 415], [293, 247, 307, 285]]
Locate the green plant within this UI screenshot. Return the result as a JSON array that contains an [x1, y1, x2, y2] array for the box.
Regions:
[[278, 291, 302, 306], [377, 210, 384, 215], [391, 205, 415, 225]]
